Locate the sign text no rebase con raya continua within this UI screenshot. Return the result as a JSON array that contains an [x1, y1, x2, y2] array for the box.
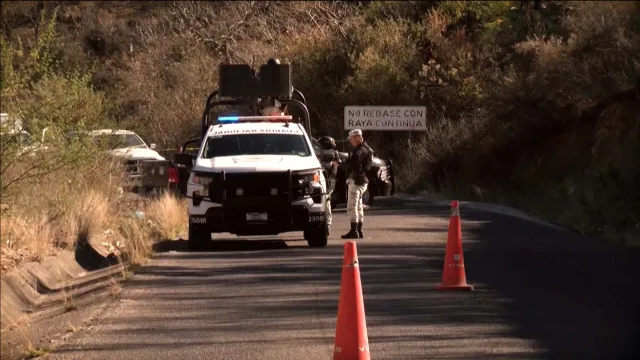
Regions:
[[344, 106, 427, 131]]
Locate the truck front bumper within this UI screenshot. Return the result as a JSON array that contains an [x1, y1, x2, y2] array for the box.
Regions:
[[188, 170, 327, 236], [189, 201, 326, 236]]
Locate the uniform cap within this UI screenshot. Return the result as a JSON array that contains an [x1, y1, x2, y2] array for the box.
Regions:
[[348, 129, 362, 138]]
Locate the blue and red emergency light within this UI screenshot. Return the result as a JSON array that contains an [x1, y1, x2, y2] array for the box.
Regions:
[[218, 115, 293, 123]]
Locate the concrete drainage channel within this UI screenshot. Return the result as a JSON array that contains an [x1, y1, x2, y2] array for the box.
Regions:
[[1, 240, 131, 360]]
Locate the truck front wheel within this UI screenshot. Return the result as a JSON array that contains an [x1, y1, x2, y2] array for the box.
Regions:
[[188, 226, 211, 251], [304, 223, 328, 248]]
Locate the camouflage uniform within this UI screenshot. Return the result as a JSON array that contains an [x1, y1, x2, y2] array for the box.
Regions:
[[346, 179, 368, 224], [342, 129, 373, 239]]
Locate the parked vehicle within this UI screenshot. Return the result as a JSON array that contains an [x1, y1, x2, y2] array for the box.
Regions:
[[175, 59, 331, 250], [78, 129, 180, 195], [0, 113, 48, 157]]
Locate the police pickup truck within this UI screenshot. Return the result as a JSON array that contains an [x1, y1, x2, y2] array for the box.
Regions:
[[180, 59, 329, 250]]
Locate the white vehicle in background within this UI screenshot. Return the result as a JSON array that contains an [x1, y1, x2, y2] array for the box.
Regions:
[[80, 129, 179, 195], [0, 113, 48, 156], [86, 129, 164, 160]]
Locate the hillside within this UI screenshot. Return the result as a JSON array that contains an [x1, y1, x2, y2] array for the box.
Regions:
[[1, 1, 639, 246]]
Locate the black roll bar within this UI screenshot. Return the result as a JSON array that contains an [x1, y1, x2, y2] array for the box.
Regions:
[[293, 88, 306, 105], [200, 98, 244, 137], [200, 90, 219, 137], [279, 98, 312, 138], [199, 87, 312, 138]]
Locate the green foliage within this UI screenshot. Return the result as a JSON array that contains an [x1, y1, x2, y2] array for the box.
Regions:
[[1, 1, 638, 242], [290, 0, 640, 241], [0, 8, 108, 199], [438, 0, 512, 40]]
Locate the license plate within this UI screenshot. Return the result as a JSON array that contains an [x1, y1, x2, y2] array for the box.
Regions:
[[308, 214, 325, 222], [246, 213, 268, 221]]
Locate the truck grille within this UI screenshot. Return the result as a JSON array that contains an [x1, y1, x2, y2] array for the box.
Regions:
[[225, 172, 291, 199], [203, 171, 312, 202]]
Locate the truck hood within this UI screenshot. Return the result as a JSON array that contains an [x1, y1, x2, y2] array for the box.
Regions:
[[193, 154, 320, 173], [110, 147, 165, 161]]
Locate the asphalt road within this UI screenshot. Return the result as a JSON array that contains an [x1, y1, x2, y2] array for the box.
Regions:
[[45, 196, 640, 360]]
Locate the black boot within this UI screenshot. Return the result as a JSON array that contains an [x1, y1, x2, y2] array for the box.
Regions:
[[357, 222, 363, 238], [341, 222, 360, 239]]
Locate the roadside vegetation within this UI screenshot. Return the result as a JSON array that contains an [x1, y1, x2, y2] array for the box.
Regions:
[[1, 0, 638, 275]]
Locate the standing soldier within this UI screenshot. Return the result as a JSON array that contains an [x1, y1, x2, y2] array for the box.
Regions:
[[318, 136, 340, 236], [341, 129, 373, 239]]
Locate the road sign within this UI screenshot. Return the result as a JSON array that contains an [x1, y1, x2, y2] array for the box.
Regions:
[[344, 106, 427, 131]]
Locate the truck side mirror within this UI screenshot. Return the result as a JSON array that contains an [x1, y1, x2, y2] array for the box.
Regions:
[[150, 143, 157, 149]]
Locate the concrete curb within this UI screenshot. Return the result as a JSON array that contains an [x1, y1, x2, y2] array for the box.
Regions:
[[394, 192, 564, 231], [458, 201, 565, 231], [0, 240, 130, 332]]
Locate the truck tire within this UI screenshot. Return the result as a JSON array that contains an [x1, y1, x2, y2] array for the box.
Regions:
[[305, 223, 328, 248], [188, 226, 211, 251]]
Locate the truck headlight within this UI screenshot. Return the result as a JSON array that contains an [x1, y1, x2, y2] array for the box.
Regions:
[[192, 175, 213, 186], [298, 170, 321, 185], [193, 187, 209, 197]]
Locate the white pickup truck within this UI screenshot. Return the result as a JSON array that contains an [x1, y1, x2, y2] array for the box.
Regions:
[[185, 115, 329, 250], [0, 113, 47, 156], [82, 129, 179, 195]]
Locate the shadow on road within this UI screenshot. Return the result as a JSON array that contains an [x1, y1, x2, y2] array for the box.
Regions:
[[145, 198, 639, 359], [71, 241, 533, 360], [152, 238, 302, 253], [55, 197, 640, 360], [415, 199, 640, 360]]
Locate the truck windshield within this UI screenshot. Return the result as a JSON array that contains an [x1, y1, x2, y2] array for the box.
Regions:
[[202, 134, 311, 158], [92, 134, 146, 149]]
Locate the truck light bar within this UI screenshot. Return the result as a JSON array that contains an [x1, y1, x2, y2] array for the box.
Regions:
[[218, 115, 293, 123]]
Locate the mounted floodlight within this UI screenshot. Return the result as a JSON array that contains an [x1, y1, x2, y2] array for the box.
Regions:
[[257, 59, 292, 98], [218, 115, 293, 123], [201, 59, 311, 137], [219, 64, 254, 98]]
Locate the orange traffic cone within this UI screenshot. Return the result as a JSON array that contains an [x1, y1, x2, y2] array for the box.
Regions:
[[333, 241, 370, 360], [435, 200, 474, 291]]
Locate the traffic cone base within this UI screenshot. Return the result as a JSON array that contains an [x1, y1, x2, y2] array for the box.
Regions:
[[333, 241, 370, 360], [436, 200, 474, 291], [435, 283, 474, 291]]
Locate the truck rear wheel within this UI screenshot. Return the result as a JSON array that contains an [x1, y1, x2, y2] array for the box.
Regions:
[[305, 223, 328, 248], [188, 226, 211, 251]]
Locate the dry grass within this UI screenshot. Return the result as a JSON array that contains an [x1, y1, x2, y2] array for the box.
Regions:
[[0, 159, 187, 275], [114, 217, 153, 266], [108, 277, 121, 298], [0, 216, 55, 266], [70, 190, 112, 248], [145, 192, 188, 240]]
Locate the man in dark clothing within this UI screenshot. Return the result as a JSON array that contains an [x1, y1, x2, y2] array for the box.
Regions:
[[318, 136, 340, 235], [341, 129, 373, 239]]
